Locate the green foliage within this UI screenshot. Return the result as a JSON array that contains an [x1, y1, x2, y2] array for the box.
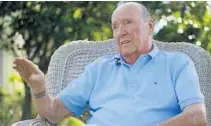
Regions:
[[150, 1, 211, 52], [0, 73, 24, 126]]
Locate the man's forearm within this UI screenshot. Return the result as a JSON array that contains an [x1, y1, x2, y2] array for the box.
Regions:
[[32, 91, 52, 118], [158, 109, 206, 126], [32, 90, 72, 123]]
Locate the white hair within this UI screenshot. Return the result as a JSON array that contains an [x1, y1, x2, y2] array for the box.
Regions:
[[115, 2, 151, 22]]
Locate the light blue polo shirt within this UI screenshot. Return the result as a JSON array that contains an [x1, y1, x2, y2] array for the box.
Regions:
[[58, 44, 204, 126]]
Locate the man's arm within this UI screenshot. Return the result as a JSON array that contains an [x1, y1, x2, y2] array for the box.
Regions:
[[13, 58, 73, 123], [32, 94, 73, 124], [158, 54, 207, 126], [158, 103, 206, 126]]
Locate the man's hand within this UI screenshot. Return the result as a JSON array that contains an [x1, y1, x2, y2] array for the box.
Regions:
[[13, 58, 73, 123], [13, 58, 45, 93]]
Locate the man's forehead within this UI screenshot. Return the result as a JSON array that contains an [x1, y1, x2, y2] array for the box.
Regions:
[[112, 5, 140, 23], [112, 3, 141, 21]]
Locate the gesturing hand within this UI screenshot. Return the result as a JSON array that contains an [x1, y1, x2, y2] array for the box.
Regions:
[[13, 58, 45, 93]]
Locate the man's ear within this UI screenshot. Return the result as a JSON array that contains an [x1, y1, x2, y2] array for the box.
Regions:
[[148, 19, 154, 35]]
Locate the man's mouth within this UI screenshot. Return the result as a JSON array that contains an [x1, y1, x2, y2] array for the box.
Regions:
[[121, 40, 131, 45]]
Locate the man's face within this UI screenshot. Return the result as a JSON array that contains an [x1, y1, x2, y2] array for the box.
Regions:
[[112, 5, 151, 57]]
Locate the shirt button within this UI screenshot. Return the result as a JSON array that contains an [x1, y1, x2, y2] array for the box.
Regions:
[[129, 66, 134, 70]]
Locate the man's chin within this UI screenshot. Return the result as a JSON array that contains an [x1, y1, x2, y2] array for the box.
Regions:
[[121, 51, 133, 58]]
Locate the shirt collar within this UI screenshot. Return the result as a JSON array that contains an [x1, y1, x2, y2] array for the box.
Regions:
[[148, 43, 159, 58], [113, 43, 159, 64]]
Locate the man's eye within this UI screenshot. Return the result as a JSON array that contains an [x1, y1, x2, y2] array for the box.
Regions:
[[125, 20, 132, 24], [112, 26, 118, 30]]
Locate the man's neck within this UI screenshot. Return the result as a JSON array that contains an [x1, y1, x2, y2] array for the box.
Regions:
[[123, 44, 153, 65], [124, 53, 140, 64]]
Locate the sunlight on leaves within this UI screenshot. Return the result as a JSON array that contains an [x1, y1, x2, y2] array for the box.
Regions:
[[26, 2, 32, 8], [9, 73, 23, 83], [93, 32, 101, 41], [172, 11, 180, 18], [73, 8, 82, 19], [203, 9, 211, 25], [32, 4, 41, 12]]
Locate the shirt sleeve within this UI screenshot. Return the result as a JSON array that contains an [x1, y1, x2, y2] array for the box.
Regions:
[[57, 63, 96, 117], [174, 54, 204, 111]]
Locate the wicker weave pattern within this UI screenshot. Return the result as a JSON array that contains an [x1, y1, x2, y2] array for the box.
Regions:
[[11, 118, 56, 126], [13, 39, 211, 126]]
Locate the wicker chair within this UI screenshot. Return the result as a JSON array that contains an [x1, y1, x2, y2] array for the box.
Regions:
[[12, 39, 211, 126]]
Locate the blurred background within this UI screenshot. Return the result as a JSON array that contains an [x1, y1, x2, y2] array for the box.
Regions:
[[0, 1, 211, 126]]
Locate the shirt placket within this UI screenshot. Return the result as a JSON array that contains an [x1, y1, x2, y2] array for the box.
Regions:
[[127, 56, 150, 99], [128, 66, 138, 99]]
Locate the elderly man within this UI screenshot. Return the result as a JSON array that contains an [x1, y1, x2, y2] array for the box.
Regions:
[[13, 2, 206, 126]]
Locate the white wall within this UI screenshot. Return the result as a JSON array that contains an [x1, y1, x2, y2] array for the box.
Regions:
[[0, 50, 15, 86], [0, 50, 3, 85]]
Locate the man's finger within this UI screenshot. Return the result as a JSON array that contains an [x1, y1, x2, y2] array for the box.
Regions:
[[13, 65, 22, 73], [21, 58, 35, 66], [21, 58, 39, 71], [13, 65, 29, 82], [14, 58, 35, 73], [13, 58, 25, 68], [14, 62, 25, 72], [14, 58, 39, 71], [13, 58, 20, 65]]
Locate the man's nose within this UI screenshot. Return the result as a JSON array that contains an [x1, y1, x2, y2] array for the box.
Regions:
[[117, 26, 127, 37]]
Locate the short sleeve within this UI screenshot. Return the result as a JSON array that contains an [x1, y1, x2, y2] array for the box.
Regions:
[[174, 55, 204, 110], [58, 63, 96, 117]]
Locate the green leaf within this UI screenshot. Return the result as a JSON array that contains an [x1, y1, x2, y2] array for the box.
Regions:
[[73, 8, 82, 19]]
